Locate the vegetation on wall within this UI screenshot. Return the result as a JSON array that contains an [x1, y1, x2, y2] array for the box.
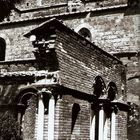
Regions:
[[128, 103, 140, 140], [0, 0, 22, 21], [0, 111, 22, 140]]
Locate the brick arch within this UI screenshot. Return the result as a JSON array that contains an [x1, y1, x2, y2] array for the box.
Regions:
[[14, 87, 38, 139], [15, 87, 38, 104], [74, 23, 95, 42], [0, 33, 10, 44]]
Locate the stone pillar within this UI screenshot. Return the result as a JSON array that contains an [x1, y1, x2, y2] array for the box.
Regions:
[[17, 111, 22, 136], [17, 112, 21, 124], [48, 95, 55, 140], [111, 107, 116, 140], [37, 93, 44, 140], [90, 109, 96, 140], [98, 104, 104, 140], [104, 117, 108, 140]]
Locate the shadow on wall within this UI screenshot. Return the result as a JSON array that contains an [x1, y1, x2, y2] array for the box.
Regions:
[[71, 103, 81, 133]]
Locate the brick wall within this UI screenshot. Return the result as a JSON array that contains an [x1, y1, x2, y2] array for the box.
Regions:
[[0, 23, 37, 60], [1, 3, 139, 62], [55, 28, 126, 98], [55, 95, 90, 140], [116, 111, 128, 140], [64, 13, 139, 53], [23, 94, 90, 140], [0, 1, 134, 139]]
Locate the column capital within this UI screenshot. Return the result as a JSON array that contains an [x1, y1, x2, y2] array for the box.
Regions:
[[99, 103, 104, 110], [111, 105, 118, 114], [38, 88, 52, 97]]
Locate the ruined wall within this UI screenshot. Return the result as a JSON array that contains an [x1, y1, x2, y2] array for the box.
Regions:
[[62, 3, 140, 109], [0, 22, 38, 61], [64, 12, 139, 53], [0, 1, 138, 139], [120, 55, 140, 105]]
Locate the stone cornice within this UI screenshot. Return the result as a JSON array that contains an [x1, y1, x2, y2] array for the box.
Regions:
[[14, 3, 67, 13], [0, 4, 127, 26]]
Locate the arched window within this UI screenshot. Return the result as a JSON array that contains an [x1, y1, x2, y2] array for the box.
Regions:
[[93, 76, 106, 98], [75, 23, 94, 42], [78, 28, 92, 41], [0, 37, 6, 61], [15, 88, 38, 139], [107, 82, 117, 101]]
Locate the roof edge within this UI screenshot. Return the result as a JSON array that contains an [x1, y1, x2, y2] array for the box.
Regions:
[[24, 18, 122, 65]]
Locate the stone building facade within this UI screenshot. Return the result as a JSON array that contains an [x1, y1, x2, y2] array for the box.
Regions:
[[0, 0, 139, 140]]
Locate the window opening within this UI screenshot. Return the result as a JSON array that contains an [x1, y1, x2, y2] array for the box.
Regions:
[[0, 37, 6, 61], [78, 28, 92, 41], [107, 82, 117, 101], [93, 76, 106, 98]]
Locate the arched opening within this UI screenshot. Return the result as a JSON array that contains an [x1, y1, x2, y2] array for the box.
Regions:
[[15, 89, 38, 140], [78, 28, 92, 41], [20, 93, 37, 140], [93, 76, 106, 98], [0, 37, 6, 61], [107, 82, 117, 101], [15, 88, 52, 139]]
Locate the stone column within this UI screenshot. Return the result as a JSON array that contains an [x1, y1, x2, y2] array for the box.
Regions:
[[98, 104, 104, 140], [90, 109, 96, 140], [17, 112, 21, 124], [37, 93, 44, 140], [17, 111, 22, 136], [111, 107, 116, 140], [48, 95, 55, 140], [104, 117, 108, 140]]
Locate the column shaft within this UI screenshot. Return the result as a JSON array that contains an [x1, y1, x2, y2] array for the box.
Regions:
[[111, 111, 116, 140], [48, 96, 55, 140], [17, 112, 21, 124], [90, 110, 96, 140], [98, 107, 104, 140], [37, 94, 44, 140], [104, 118, 108, 140]]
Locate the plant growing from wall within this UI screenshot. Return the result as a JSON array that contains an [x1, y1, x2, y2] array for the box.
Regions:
[[0, 0, 22, 21], [128, 103, 140, 140], [0, 111, 22, 140]]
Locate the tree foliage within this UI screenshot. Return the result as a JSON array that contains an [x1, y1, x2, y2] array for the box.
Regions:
[[0, 0, 22, 21], [128, 103, 140, 140], [0, 111, 22, 140]]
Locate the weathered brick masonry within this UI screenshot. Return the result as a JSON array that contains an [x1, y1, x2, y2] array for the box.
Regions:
[[0, 17, 128, 139], [0, 0, 139, 139]]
